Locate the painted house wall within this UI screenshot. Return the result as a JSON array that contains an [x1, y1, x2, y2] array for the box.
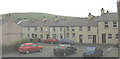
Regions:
[[2, 20, 22, 45], [98, 21, 118, 44]]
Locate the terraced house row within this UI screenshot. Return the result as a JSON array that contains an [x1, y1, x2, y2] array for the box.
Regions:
[[2, 8, 118, 45]]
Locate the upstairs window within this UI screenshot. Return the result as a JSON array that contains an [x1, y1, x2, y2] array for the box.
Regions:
[[79, 26, 82, 31], [67, 27, 69, 31], [71, 27, 75, 31], [104, 22, 109, 28], [113, 21, 117, 28], [88, 26, 91, 31]]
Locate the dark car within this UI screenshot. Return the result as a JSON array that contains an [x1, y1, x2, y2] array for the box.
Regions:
[[83, 47, 103, 57], [42, 38, 59, 44], [59, 39, 74, 45], [19, 43, 43, 54], [53, 44, 77, 56]]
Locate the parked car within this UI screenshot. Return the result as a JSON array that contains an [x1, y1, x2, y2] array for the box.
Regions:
[[18, 43, 43, 54], [59, 39, 75, 45], [83, 47, 103, 57], [53, 44, 77, 56], [29, 38, 41, 43], [42, 38, 59, 44]]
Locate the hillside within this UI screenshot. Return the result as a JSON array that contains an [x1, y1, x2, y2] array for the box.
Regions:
[[2, 12, 80, 20]]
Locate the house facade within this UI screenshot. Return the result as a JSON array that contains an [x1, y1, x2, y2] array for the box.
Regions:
[[18, 8, 118, 44]]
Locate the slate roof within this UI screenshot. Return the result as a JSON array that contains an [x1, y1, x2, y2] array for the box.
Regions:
[[17, 12, 118, 27], [97, 13, 118, 21]]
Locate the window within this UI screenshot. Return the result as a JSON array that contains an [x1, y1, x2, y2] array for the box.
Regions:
[[88, 26, 91, 31], [116, 34, 119, 39], [79, 35, 83, 39], [32, 34, 34, 38], [46, 34, 49, 39], [53, 34, 56, 38], [67, 27, 69, 31], [35, 34, 37, 38], [113, 21, 117, 28], [72, 33, 75, 37], [28, 34, 30, 38], [28, 27, 30, 31], [60, 27, 62, 31], [41, 27, 43, 31], [79, 26, 82, 31], [104, 22, 108, 28], [41, 35, 43, 38], [88, 35, 93, 39], [53, 27, 56, 32], [71, 27, 75, 31], [108, 34, 112, 39], [67, 33, 69, 37]]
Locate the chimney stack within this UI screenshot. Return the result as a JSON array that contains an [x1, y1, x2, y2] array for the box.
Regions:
[[101, 8, 105, 15], [43, 16, 47, 21], [54, 16, 59, 21], [106, 10, 109, 13], [88, 13, 94, 19]]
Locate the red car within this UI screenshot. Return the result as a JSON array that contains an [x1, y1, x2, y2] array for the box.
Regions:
[[42, 38, 59, 44], [18, 43, 43, 54]]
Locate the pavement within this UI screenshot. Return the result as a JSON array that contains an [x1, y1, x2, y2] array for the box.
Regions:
[[2, 43, 118, 57]]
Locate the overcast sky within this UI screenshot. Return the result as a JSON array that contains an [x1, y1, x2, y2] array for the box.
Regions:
[[0, 0, 117, 17]]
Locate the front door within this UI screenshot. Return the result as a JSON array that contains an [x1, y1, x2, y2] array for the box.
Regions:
[[93, 35, 96, 43], [102, 34, 106, 44], [79, 35, 83, 43], [60, 34, 63, 39]]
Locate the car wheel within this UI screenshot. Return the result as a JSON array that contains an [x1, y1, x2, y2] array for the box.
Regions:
[[39, 48, 42, 52], [26, 50, 30, 54], [63, 53, 67, 56]]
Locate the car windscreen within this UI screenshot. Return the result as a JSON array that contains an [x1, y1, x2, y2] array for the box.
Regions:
[[20, 44, 26, 47]]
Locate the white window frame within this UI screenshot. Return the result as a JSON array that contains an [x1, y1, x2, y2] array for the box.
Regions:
[[88, 35, 93, 39], [104, 22, 109, 28], [88, 26, 91, 31], [113, 21, 118, 28], [108, 34, 112, 39]]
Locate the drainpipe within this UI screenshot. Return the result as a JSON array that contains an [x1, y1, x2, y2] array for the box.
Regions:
[[97, 21, 99, 44]]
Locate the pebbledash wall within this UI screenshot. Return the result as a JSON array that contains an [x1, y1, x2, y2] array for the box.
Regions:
[[2, 14, 22, 45]]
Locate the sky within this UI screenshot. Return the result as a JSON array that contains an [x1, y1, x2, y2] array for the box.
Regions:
[[0, 0, 117, 17]]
